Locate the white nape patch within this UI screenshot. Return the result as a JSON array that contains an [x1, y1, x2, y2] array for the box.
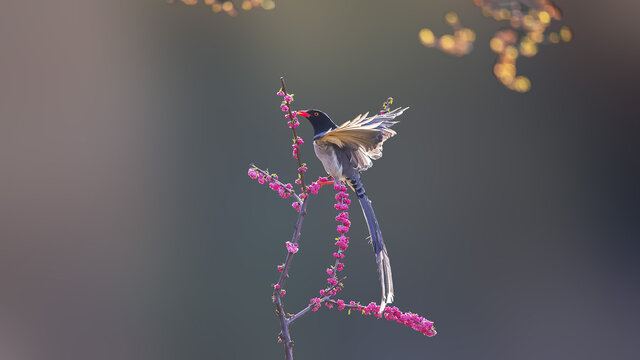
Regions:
[[314, 141, 343, 179]]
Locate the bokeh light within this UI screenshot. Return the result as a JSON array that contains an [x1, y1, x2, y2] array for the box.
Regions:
[[421, 0, 573, 93], [419, 12, 476, 57], [167, 0, 276, 16]]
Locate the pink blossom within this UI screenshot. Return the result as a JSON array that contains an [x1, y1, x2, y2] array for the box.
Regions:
[[292, 202, 301, 212], [327, 277, 338, 286], [335, 191, 349, 201], [277, 90, 285, 96], [284, 95, 293, 102], [274, 284, 281, 291], [310, 297, 322, 311], [326, 268, 334, 276], [299, 193, 308, 199], [336, 225, 349, 234], [296, 137, 304, 145], [297, 165, 307, 172], [280, 290, 286, 297], [288, 121, 300, 129], [286, 241, 298, 254], [281, 105, 289, 112], [334, 235, 350, 251], [308, 182, 321, 195], [269, 182, 281, 191], [325, 302, 334, 309], [248, 169, 258, 179], [277, 265, 283, 272], [334, 203, 349, 211], [336, 263, 344, 271], [278, 188, 291, 198], [335, 212, 349, 223], [333, 252, 345, 259], [337, 299, 346, 310]]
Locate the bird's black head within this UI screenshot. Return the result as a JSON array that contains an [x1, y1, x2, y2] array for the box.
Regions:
[[297, 109, 338, 138]]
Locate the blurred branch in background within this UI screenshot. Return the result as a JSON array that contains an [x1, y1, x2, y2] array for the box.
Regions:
[[420, 0, 573, 93], [167, 0, 275, 17]]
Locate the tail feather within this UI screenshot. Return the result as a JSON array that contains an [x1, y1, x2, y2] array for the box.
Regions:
[[354, 181, 394, 311]]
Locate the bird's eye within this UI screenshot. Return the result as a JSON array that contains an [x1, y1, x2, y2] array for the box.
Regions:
[[314, 112, 319, 116]]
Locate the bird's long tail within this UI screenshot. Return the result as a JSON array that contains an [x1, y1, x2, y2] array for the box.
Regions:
[[348, 177, 394, 310]]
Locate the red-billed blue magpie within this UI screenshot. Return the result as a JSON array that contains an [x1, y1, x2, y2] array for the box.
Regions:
[[297, 107, 407, 309]]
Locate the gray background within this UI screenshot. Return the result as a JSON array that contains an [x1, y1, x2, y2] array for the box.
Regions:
[[1, 1, 639, 359]]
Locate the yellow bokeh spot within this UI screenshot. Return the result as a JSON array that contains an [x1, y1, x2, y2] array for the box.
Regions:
[[212, 3, 222, 12], [242, 1, 252, 10], [538, 11, 551, 24], [494, 63, 516, 80], [262, 0, 275, 10], [182, 0, 198, 5], [419, 29, 435, 46], [549, 32, 560, 44], [498, 9, 510, 20], [530, 31, 544, 43], [504, 46, 519, 60], [460, 28, 476, 42], [513, 76, 531, 93], [204, 0, 215, 5], [222, 1, 234, 11], [440, 35, 455, 50], [445, 11, 459, 24], [490, 37, 504, 53], [520, 41, 538, 57], [560, 26, 573, 42], [523, 15, 535, 28]]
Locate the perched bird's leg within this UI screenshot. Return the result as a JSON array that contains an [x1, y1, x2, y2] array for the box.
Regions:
[[316, 179, 334, 187]]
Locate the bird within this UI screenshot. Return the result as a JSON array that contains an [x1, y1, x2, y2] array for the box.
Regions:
[[296, 107, 407, 310]]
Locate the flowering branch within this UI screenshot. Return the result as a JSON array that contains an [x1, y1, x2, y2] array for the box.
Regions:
[[278, 77, 309, 194], [248, 79, 436, 360], [248, 164, 302, 204]]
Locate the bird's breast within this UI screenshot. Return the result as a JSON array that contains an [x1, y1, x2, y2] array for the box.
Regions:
[[313, 141, 343, 179]]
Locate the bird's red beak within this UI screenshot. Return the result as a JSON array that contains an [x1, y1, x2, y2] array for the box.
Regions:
[[297, 111, 310, 118]]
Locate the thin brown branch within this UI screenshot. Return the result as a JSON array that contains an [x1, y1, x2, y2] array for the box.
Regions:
[[288, 276, 347, 325], [280, 77, 308, 193], [273, 196, 310, 360], [249, 163, 302, 204]]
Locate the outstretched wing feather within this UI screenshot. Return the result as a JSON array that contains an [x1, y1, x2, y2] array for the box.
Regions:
[[317, 107, 407, 171]]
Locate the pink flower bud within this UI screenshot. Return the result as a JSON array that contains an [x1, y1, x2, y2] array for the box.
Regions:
[[286, 241, 298, 254], [248, 169, 258, 179]]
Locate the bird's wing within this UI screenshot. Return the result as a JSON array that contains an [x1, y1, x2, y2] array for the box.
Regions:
[[317, 107, 407, 171]]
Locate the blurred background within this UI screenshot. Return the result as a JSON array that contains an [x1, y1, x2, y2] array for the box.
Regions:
[[1, 1, 639, 359]]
